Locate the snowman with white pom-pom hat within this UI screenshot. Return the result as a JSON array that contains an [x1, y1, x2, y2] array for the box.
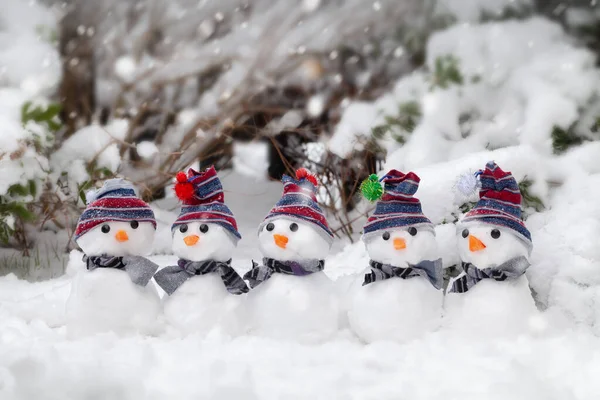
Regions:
[[345, 170, 444, 343], [444, 161, 539, 337], [153, 166, 249, 336], [66, 178, 161, 337], [243, 168, 338, 343]]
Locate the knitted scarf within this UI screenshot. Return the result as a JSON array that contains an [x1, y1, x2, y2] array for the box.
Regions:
[[243, 258, 325, 289], [449, 256, 530, 294], [153, 259, 249, 296], [363, 258, 443, 290], [83, 254, 157, 287]]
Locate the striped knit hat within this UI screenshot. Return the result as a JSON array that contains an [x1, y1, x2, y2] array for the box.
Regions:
[[362, 170, 433, 240], [458, 161, 532, 251], [75, 179, 156, 241], [259, 168, 334, 246], [172, 166, 241, 241]]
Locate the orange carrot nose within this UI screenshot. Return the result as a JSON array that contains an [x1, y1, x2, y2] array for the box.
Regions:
[[115, 230, 129, 242], [469, 235, 486, 252], [393, 237, 406, 250], [184, 235, 200, 246], [273, 234, 288, 249]]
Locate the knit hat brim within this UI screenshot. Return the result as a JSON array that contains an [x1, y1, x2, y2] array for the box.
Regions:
[[75, 197, 156, 240], [362, 220, 434, 242]]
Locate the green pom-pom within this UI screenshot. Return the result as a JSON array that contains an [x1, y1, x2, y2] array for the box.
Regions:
[[360, 174, 384, 202]]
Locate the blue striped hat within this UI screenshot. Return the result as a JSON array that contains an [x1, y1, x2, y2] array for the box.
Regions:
[[459, 161, 532, 251], [362, 170, 433, 240], [172, 166, 241, 242], [75, 179, 156, 240], [259, 168, 333, 246]]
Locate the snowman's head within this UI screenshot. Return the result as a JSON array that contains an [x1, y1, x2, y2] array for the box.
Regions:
[[75, 178, 157, 257], [365, 225, 437, 266], [258, 217, 330, 261], [172, 221, 236, 262], [171, 166, 242, 261], [457, 223, 529, 268], [76, 220, 155, 256], [454, 161, 532, 268], [258, 168, 333, 261]]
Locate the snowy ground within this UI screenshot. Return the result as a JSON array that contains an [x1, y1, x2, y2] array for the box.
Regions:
[[3, 0, 600, 398]]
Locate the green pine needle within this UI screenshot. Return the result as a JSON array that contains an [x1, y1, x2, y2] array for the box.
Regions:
[[360, 174, 384, 202]]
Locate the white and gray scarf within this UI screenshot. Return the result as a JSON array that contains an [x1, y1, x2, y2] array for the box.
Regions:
[[363, 258, 443, 290], [449, 256, 530, 294], [153, 259, 249, 296], [83, 254, 158, 287]]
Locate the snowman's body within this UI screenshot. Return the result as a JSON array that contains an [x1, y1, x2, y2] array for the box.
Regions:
[[158, 222, 246, 336], [347, 227, 443, 343], [66, 220, 161, 337], [245, 217, 338, 343], [443, 224, 537, 337]]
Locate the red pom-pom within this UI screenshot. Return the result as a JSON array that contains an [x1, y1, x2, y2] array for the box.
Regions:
[[174, 181, 195, 202], [296, 168, 318, 186], [176, 171, 188, 183]]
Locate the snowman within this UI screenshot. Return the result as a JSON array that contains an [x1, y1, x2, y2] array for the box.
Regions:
[[444, 161, 538, 337], [66, 178, 161, 337], [345, 171, 443, 343], [153, 167, 249, 335], [243, 168, 338, 343]]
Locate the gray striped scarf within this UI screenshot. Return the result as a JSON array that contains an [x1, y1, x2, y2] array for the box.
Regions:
[[363, 258, 443, 290], [243, 258, 325, 289], [83, 254, 158, 287], [153, 259, 249, 296], [449, 256, 530, 294]]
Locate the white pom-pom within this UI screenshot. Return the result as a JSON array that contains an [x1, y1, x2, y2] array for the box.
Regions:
[[454, 172, 480, 197], [85, 189, 98, 205]]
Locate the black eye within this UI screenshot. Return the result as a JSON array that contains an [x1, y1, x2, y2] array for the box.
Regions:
[[200, 224, 209, 233], [130, 221, 139, 229], [101, 224, 110, 234], [408, 227, 417, 236], [382, 231, 390, 241], [179, 224, 188, 233], [289, 223, 298, 232], [266, 223, 275, 232], [462, 229, 469, 238], [491, 229, 501, 239]]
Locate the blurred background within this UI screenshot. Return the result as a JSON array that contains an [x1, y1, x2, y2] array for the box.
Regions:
[[1, 0, 600, 279]]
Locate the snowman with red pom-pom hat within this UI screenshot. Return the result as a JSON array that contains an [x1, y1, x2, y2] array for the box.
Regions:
[[66, 178, 162, 337], [153, 167, 249, 336], [443, 161, 539, 337], [243, 168, 339, 343]]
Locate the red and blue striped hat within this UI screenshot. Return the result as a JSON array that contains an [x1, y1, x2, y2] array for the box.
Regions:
[[172, 166, 241, 242], [259, 168, 333, 246], [75, 179, 156, 240], [459, 161, 532, 250], [362, 170, 433, 240]]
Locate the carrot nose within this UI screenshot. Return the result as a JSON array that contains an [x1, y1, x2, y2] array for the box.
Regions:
[[273, 234, 288, 249], [184, 235, 200, 246], [393, 237, 406, 250], [469, 235, 486, 252], [115, 230, 129, 242]]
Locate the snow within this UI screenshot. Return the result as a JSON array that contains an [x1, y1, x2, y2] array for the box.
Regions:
[[4, 1, 600, 397]]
